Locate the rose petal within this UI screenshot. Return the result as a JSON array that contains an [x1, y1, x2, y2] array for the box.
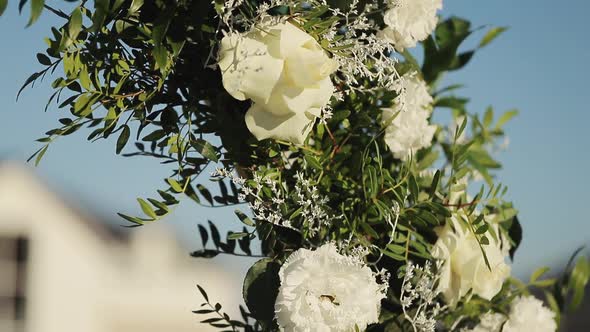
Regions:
[[245, 103, 316, 145], [218, 33, 284, 103]]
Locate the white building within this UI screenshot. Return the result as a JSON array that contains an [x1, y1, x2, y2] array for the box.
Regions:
[[0, 162, 239, 332]]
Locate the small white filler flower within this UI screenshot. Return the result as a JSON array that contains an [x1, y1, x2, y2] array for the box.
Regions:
[[379, 0, 443, 51], [274, 243, 385, 331]]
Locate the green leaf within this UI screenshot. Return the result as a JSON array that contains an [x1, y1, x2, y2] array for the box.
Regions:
[[116, 125, 130, 154], [190, 248, 219, 257], [508, 216, 522, 260], [158, 190, 178, 204], [381, 249, 405, 261], [208, 220, 221, 248], [496, 109, 519, 129], [34, 145, 48, 166], [153, 44, 168, 71], [68, 7, 83, 40], [166, 178, 183, 193], [533, 278, 556, 288], [483, 106, 494, 128], [468, 148, 501, 169], [417, 150, 439, 170], [480, 236, 490, 245], [435, 96, 469, 109], [422, 17, 472, 82], [267, 5, 289, 16], [197, 184, 214, 205], [227, 232, 247, 240], [455, 117, 469, 141], [479, 27, 508, 48], [78, 66, 91, 90], [238, 228, 252, 255], [235, 210, 255, 226], [147, 198, 168, 213], [192, 309, 215, 314], [198, 224, 208, 247], [0, 0, 7, 16], [191, 139, 219, 162], [17, 72, 41, 100], [90, 0, 108, 32], [408, 173, 419, 201], [243, 258, 281, 322], [128, 0, 143, 15], [197, 284, 209, 302], [530, 266, 551, 283], [36, 53, 51, 66], [27, 0, 44, 26], [142, 129, 166, 142], [137, 198, 156, 219], [117, 213, 145, 225], [545, 291, 561, 326], [304, 154, 322, 170], [475, 223, 489, 234], [568, 256, 590, 311], [429, 170, 441, 198]]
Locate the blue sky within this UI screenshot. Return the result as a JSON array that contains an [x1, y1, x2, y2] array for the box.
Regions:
[[0, 0, 588, 279]]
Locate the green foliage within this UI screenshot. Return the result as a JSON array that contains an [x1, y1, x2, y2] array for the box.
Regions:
[[243, 258, 281, 327], [550, 249, 590, 319], [194, 284, 257, 331]]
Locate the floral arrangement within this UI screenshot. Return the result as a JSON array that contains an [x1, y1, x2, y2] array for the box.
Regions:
[[4, 0, 590, 330]]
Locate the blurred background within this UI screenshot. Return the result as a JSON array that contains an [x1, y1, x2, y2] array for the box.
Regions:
[[0, 0, 588, 331]]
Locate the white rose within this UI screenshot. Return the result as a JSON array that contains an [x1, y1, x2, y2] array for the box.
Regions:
[[382, 73, 436, 160], [502, 296, 557, 332], [432, 213, 511, 306], [219, 21, 337, 145], [379, 0, 443, 51], [274, 243, 385, 332]]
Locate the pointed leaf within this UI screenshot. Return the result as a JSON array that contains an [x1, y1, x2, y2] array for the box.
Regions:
[[26, 0, 44, 26], [116, 125, 130, 154], [479, 27, 508, 48], [137, 198, 156, 219]]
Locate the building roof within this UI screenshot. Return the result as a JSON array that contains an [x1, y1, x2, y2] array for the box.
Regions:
[[0, 161, 131, 243]]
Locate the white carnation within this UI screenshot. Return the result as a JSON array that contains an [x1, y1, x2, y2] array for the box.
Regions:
[[461, 312, 506, 332], [219, 21, 337, 145], [274, 243, 385, 332], [382, 73, 436, 160], [502, 296, 557, 332], [379, 0, 443, 50], [431, 213, 511, 306]]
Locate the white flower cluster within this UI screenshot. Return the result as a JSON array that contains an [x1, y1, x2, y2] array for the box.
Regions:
[[209, 2, 558, 332], [463, 296, 557, 332], [275, 243, 387, 332], [211, 168, 334, 235], [293, 171, 331, 236], [216, 0, 446, 144], [400, 261, 445, 332], [382, 73, 437, 160], [324, 0, 401, 92], [379, 0, 443, 51]]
